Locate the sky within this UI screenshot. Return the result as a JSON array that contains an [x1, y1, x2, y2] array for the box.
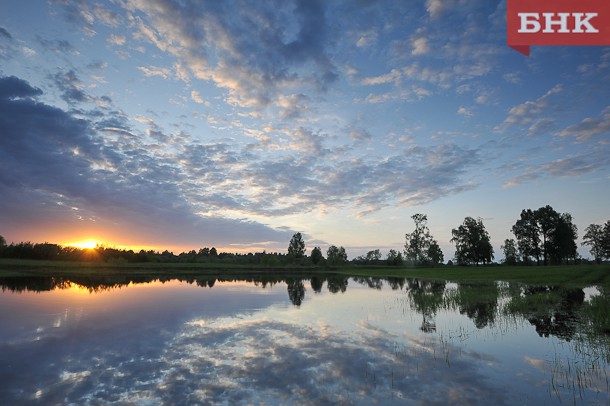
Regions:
[[0, 0, 609, 259]]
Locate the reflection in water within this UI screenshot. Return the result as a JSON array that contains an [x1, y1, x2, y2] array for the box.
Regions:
[[0, 274, 608, 404]]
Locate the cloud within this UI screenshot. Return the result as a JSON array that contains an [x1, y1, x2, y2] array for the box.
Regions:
[[362, 69, 402, 86], [0, 75, 43, 99], [190, 90, 204, 104], [410, 31, 430, 56], [137, 66, 172, 79], [0, 75, 292, 247], [495, 85, 563, 133], [557, 106, 610, 143], [36, 36, 77, 56], [51, 70, 90, 104], [121, 0, 338, 111], [0, 27, 16, 60], [457, 106, 473, 118], [107, 34, 126, 46], [0, 26, 13, 40], [503, 150, 610, 188]]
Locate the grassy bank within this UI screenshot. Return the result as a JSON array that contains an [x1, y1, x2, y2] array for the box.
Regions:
[[0, 259, 608, 288]]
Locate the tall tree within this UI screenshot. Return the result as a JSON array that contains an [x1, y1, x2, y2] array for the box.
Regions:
[[512, 209, 541, 265], [287, 232, 306, 258], [604, 221, 610, 260], [404, 214, 442, 265], [534, 205, 560, 265], [427, 241, 444, 266], [327, 245, 347, 265], [512, 205, 578, 265], [386, 249, 403, 266], [582, 223, 608, 264], [310, 246, 323, 264], [501, 238, 518, 265], [451, 217, 494, 266], [549, 213, 578, 264]]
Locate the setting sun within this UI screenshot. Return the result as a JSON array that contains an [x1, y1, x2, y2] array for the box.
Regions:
[[68, 240, 100, 250]]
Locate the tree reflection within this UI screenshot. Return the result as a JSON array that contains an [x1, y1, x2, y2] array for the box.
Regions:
[[286, 279, 305, 307], [506, 285, 585, 341], [454, 283, 499, 329], [406, 279, 446, 333], [1, 273, 608, 350]]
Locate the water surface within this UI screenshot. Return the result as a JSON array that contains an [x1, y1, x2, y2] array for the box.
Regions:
[[0, 275, 608, 405]]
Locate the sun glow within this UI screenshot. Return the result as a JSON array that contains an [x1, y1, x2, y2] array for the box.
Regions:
[[68, 240, 100, 249]]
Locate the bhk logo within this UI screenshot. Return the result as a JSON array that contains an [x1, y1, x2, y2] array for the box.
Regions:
[[507, 0, 610, 56]]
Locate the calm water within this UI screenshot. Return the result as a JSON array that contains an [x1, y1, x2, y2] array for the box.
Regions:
[[0, 275, 608, 405]]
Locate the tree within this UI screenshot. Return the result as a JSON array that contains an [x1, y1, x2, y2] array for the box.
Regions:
[[209, 247, 218, 256], [310, 246, 323, 265], [501, 238, 518, 265], [451, 217, 494, 266], [404, 214, 442, 265], [513, 206, 578, 266], [0, 235, 6, 256], [327, 245, 347, 265], [427, 241, 444, 266], [365, 249, 382, 262], [288, 232, 306, 258], [534, 205, 560, 265], [386, 249, 403, 266], [549, 213, 577, 264], [583, 223, 608, 264], [604, 221, 610, 259], [512, 209, 541, 265]]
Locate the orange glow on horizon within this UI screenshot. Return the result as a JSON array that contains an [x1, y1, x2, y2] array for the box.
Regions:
[[65, 239, 101, 249]]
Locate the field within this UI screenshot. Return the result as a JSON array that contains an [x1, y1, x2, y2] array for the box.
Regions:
[[1, 258, 608, 289]]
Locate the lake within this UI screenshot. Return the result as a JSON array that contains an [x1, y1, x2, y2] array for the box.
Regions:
[[0, 274, 608, 405]]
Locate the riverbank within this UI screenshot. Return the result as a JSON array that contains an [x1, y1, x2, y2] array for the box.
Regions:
[[1, 259, 608, 288]]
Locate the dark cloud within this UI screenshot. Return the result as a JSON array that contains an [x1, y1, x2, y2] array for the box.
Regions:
[[0, 76, 43, 99], [36, 36, 76, 55], [50, 70, 89, 104], [128, 0, 337, 110], [0, 27, 12, 40]]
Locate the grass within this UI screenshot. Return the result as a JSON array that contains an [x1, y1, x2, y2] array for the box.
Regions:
[[0, 259, 609, 288]]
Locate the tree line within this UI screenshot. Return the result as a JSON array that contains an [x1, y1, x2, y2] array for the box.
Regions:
[[1, 204, 608, 266]]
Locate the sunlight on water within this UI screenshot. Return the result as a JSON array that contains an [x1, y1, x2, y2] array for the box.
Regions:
[[0, 276, 608, 405]]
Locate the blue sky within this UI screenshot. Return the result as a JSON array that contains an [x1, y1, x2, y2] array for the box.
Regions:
[[1, 0, 609, 259]]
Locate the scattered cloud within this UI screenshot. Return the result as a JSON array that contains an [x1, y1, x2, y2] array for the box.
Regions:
[[107, 34, 126, 46], [190, 90, 204, 104], [557, 106, 610, 143], [495, 85, 563, 133]]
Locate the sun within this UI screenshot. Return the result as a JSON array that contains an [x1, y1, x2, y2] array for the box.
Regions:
[[69, 240, 100, 250]]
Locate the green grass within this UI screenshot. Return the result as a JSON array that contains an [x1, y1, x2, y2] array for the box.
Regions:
[[1, 259, 609, 288]]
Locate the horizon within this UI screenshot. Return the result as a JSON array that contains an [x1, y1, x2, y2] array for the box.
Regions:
[[1, 1, 609, 261]]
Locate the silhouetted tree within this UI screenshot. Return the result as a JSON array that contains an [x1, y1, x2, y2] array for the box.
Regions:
[[501, 238, 518, 265], [451, 217, 494, 266], [404, 214, 442, 265], [386, 249, 403, 266], [512, 209, 541, 265], [513, 206, 578, 266], [583, 224, 606, 264], [534, 205, 560, 265], [549, 213, 577, 264], [209, 247, 218, 256], [288, 232, 306, 258], [310, 246, 323, 264], [604, 221, 610, 260], [427, 241, 444, 266], [327, 245, 347, 265]]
